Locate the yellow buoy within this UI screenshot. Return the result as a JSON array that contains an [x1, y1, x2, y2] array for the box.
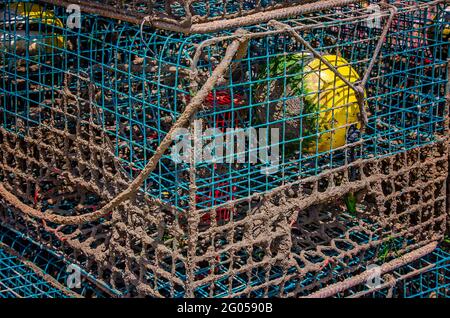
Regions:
[[303, 54, 364, 153], [255, 53, 366, 154]]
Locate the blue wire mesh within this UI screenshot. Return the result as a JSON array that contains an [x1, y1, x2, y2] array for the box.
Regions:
[[399, 248, 450, 298], [38, 0, 333, 34], [334, 247, 450, 298], [1, 219, 448, 298], [0, 0, 448, 298], [92, 0, 317, 18]]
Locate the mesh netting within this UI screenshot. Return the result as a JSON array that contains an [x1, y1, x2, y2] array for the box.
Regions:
[[0, 247, 70, 298], [0, 0, 448, 297], [37, 0, 359, 33], [331, 246, 450, 298]]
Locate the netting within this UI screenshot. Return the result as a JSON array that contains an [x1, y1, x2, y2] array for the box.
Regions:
[[2, 0, 447, 211], [37, 0, 361, 33], [332, 246, 450, 298], [0, 0, 448, 298]]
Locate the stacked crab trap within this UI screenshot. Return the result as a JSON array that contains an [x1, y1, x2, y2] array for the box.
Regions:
[[0, 0, 449, 298]]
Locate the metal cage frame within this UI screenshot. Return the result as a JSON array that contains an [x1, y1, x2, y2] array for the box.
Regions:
[[0, 0, 448, 298]]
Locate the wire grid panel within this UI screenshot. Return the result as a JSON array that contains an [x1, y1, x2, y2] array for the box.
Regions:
[[1, 0, 447, 211], [0, 248, 68, 298], [0, 225, 119, 298], [0, 0, 448, 298], [76, 0, 317, 19], [333, 247, 450, 298], [191, 0, 449, 213]]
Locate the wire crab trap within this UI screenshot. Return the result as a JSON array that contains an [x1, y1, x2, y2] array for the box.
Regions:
[[0, 0, 449, 297], [324, 245, 450, 298], [36, 0, 363, 34]]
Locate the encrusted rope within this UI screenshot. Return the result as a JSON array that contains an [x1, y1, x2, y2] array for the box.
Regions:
[[0, 242, 82, 298], [347, 263, 435, 298], [304, 242, 438, 298]]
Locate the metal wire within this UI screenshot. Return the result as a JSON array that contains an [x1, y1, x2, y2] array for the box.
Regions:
[[0, 225, 119, 298], [0, 0, 448, 298], [37, 0, 363, 34], [0, 248, 69, 298], [2, 0, 447, 211]]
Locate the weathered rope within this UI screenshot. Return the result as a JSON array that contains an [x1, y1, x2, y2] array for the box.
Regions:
[[347, 263, 436, 298], [39, 0, 363, 34], [0, 242, 82, 298]]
